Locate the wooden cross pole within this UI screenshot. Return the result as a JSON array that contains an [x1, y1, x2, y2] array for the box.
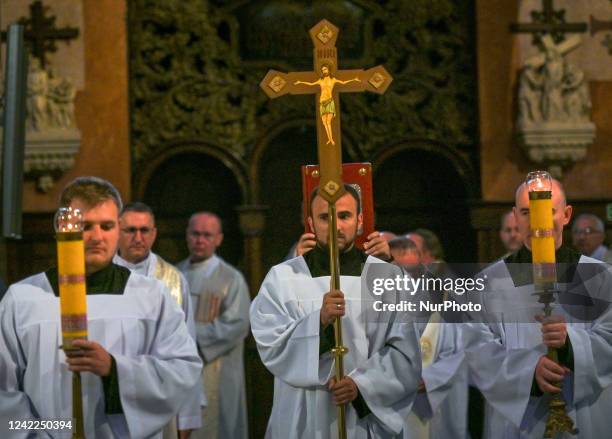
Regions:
[[260, 19, 392, 439]]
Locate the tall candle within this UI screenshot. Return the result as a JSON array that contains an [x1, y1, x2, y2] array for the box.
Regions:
[[526, 171, 556, 284], [55, 207, 88, 349]]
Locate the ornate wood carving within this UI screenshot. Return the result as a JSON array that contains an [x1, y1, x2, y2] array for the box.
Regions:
[[128, 0, 478, 180]]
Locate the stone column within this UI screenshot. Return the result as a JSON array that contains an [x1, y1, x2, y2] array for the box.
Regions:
[[236, 204, 268, 298]]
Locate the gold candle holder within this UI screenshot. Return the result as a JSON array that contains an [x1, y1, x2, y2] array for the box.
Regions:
[[526, 171, 577, 438], [55, 207, 87, 439]]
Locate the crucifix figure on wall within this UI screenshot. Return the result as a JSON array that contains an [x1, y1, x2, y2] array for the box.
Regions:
[[260, 19, 392, 203], [0, 0, 79, 68], [510, 0, 587, 44]]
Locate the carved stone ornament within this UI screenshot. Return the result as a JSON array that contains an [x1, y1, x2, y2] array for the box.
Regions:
[[516, 35, 595, 178], [23, 128, 80, 192], [1, 57, 81, 192]]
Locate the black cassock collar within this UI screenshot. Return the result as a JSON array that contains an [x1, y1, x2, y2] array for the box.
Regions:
[[45, 262, 131, 297], [503, 245, 582, 287], [303, 243, 367, 278]]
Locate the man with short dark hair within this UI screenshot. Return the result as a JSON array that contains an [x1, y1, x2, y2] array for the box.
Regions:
[[178, 211, 250, 439], [114, 201, 203, 438], [0, 176, 202, 438], [251, 186, 422, 438], [391, 235, 469, 439], [406, 228, 444, 265], [291, 185, 392, 260], [406, 228, 455, 290], [388, 236, 421, 270]]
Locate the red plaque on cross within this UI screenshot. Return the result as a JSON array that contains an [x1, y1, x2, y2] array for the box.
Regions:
[[301, 163, 374, 250]]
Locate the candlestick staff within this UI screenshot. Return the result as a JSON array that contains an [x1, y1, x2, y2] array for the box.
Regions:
[[526, 171, 577, 437]]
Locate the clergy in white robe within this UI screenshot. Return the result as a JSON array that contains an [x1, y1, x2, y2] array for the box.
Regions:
[[0, 265, 203, 439], [465, 178, 612, 439], [114, 250, 204, 434], [250, 186, 422, 438], [404, 314, 469, 439], [465, 247, 612, 439], [0, 176, 203, 438], [178, 251, 250, 439], [115, 201, 205, 437], [251, 244, 423, 438], [178, 211, 250, 439], [391, 239, 469, 439], [177, 254, 250, 439]]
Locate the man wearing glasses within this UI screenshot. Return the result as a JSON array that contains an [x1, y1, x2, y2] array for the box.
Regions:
[[114, 201, 203, 439], [177, 212, 250, 439], [571, 213, 612, 263]]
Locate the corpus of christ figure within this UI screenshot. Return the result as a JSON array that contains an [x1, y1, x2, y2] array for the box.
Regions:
[[294, 63, 360, 146]]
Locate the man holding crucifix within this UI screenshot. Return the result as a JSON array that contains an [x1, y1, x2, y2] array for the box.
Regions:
[[250, 184, 422, 438], [252, 20, 422, 438]]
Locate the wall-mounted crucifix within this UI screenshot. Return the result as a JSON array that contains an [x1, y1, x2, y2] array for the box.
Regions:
[[0, 0, 79, 68], [510, 0, 587, 44], [590, 14, 612, 55]]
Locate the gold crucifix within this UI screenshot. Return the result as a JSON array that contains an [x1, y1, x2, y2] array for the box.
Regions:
[[260, 19, 392, 204]]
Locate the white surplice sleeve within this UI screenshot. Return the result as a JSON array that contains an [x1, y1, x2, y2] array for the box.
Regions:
[[0, 288, 40, 438], [567, 264, 612, 406], [349, 319, 422, 435], [250, 266, 333, 387], [464, 320, 543, 429], [113, 282, 203, 438]]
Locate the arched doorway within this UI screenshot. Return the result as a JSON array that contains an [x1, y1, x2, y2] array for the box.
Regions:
[[254, 122, 358, 274], [373, 144, 477, 262], [142, 152, 244, 267]]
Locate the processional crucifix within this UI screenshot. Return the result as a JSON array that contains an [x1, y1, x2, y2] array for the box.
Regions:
[[260, 19, 392, 438]]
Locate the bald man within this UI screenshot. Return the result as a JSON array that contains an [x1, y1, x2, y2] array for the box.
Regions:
[[466, 179, 612, 438], [177, 212, 250, 439], [499, 210, 524, 258]]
